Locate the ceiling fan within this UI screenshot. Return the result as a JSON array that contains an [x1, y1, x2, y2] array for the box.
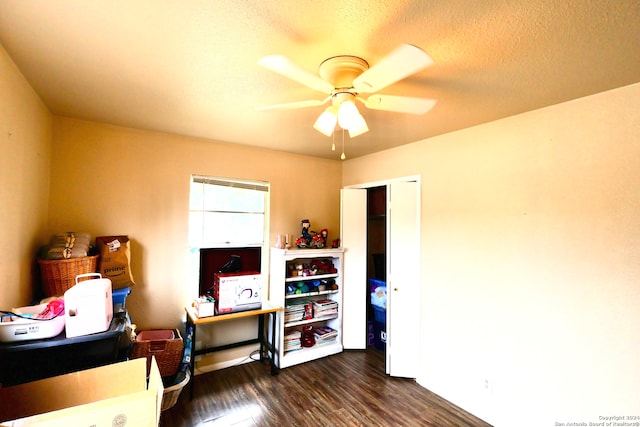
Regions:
[[257, 44, 437, 141]]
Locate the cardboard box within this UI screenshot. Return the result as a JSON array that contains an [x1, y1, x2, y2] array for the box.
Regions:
[[0, 357, 163, 426], [194, 298, 215, 318], [213, 272, 262, 314]]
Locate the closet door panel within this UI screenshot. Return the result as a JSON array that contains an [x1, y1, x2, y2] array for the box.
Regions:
[[340, 188, 367, 349], [387, 180, 420, 378]]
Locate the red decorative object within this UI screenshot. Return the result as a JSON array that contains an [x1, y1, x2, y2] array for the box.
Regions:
[[295, 220, 329, 249], [301, 325, 315, 347]]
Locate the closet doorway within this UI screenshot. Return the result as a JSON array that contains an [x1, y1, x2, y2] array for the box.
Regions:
[[341, 179, 420, 378], [367, 186, 387, 361]]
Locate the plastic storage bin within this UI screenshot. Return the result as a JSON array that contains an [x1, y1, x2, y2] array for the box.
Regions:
[[373, 320, 386, 351], [130, 329, 183, 378], [0, 311, 131, 386], [373, 305, 386, 323], [372, 305, 386, 350], [0, 303, 66, 343], [368, 278, 387, 351], [111, 286, 131, 312], [369, 278, 387, 309]]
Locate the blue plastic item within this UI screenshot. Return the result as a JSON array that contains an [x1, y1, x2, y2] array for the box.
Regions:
[[373, 305, 386, 324], [368, 278, 386, 292], [369, 278, 387, 309], [111, 286, 131, 312], [373, 321, 386, 351]]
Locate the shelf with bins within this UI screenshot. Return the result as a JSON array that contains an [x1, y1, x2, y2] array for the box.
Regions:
[[270, 247, 344, 369]]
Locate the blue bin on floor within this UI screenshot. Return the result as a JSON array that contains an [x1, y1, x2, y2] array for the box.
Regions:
[[369, 278, 387, 309], [373, 320, 386, 350], [371, 306, 386, 350], [373, 305, 386, 323]]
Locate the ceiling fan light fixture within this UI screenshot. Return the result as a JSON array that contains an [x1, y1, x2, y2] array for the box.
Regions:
[[336, 98, 369, 137], [313, 106, 338, 136], [348, 118, 369, 138], [337, 99, 360, 130]]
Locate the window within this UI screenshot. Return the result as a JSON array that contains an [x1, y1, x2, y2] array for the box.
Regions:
[[189, 175, 269, 248]]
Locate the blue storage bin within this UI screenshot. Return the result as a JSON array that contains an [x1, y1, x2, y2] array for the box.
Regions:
[[369, 278, 387, 309], [373, 321, 386, 351], [373, 305, 386, 324], [112, 286, 131, 312], [368, 278, 386, 292]]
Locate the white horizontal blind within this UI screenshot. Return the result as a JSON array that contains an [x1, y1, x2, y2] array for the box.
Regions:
[[189, 175, 269, 248], [191, 175, 269, 192]]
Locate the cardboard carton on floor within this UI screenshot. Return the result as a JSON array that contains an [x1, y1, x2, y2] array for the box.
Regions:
[[0, 357, 163, 426]]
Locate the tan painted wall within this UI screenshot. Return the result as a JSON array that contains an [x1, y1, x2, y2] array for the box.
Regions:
[[0, 43, 52, 309], [49, 117, 342, 368], [342, 83, 640, 426]]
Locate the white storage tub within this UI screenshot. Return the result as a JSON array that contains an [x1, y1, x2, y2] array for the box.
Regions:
[[0, 303, 66, 343]]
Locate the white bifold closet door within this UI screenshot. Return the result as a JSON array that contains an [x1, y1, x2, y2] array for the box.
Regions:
[[341, 180, 420, 378]]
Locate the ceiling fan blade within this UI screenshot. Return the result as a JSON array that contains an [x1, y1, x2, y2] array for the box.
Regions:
[[256, 97, 330, 111], [360, 94, 437, 114], [258, 55, 334, 94], [353, 44, 434, 93]]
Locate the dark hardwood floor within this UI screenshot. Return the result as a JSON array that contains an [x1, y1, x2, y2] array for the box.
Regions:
[[160, 348, 492, 427]]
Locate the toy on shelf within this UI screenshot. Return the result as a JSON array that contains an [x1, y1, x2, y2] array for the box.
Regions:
[[295, 219, 328, 249]]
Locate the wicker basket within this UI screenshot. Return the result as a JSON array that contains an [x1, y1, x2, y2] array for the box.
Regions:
[[162, 370, 190, 411], [130, 329, 184, 378], [37, 254, 99, 297]]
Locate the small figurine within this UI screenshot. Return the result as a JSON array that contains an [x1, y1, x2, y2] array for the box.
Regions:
[[301, 219, 311, 238], [296, 219, 313, 248], [312, 228, 328, 248], [295, 220, 330, 249]]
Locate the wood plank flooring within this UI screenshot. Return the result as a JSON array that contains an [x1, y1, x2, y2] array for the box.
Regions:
[[160, 348, 492, 427]]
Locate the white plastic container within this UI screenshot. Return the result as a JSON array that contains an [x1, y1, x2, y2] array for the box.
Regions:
[[0, 303, 66, 343]]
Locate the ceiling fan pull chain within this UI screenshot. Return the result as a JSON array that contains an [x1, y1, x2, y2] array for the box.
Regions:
[[331, 130, 336, 151], [341, 129, 346, 160]]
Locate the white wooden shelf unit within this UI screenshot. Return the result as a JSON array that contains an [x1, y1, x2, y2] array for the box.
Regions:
[[269, 247, 344, 369]]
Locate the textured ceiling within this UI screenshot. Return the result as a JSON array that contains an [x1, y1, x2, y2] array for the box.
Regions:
[[1, 1, 639, 159]]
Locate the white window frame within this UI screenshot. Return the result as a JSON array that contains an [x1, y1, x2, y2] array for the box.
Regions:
[[187, 175, 270, 297]]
